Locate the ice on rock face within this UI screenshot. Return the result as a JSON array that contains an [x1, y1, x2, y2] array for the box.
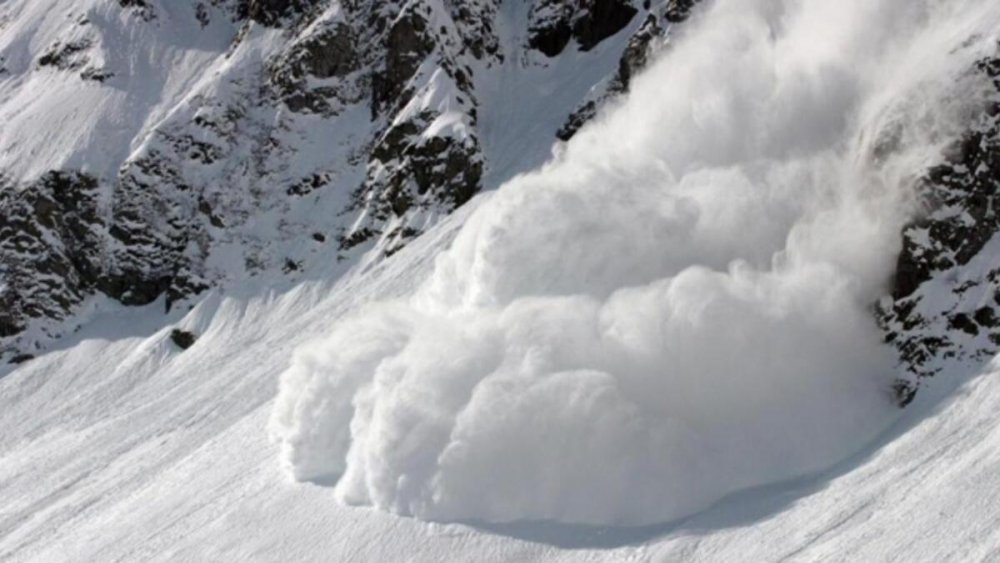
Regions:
[[272, 0, 1000, 526]]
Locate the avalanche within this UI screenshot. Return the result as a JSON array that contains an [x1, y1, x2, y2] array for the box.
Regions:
[[4, 0, 1000, 560], [272, 0, 1000, 526]]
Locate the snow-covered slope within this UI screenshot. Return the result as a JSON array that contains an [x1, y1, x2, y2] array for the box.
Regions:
[[2, 200, 1000, 563], [6, 0, 1000, 560], [1, 0, 692, 360]]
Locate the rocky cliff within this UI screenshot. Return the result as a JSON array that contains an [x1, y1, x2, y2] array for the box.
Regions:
[[0, 0, 698, 360]]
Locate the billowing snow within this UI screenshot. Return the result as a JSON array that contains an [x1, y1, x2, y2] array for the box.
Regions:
[[271, 0, 1000, 526]]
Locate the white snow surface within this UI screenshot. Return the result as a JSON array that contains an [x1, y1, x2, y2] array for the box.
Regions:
[[4, 0, 1000, 560], [271, 0, 1000, 526], [0, 0, 241, 181]]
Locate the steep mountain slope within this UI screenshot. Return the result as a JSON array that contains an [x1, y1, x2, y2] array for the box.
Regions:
[[6, 0, 1000, 561], [878, 53, 1000, 403], [0, 0, 699, 361]]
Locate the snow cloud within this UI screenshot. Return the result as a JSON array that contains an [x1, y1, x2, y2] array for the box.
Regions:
[[272, 0, 1000, 525]]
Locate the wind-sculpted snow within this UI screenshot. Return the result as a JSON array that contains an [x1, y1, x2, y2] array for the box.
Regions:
[[272, 0, 1000, 525]]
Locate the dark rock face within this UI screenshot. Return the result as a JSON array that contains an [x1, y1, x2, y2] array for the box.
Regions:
[[8, 353, 33, 365], [246, 0, 321, 26], [346, 111, 484, 254], [296, 25, 357, 79], [276, 1, 500, 253], [664, 0, 699, 23], [0, 0, 673, 360], [118, 0, 151, 11], [170, 328, 197, 350], [117, 0, 157, 20], [556, 0, 705, 141], [528, 0, 639, 57], [108, 146, 202, 309], [0, 167, 205, 348], [559, 13, 664, 140], [558, 101, 600, 141], [449, 2, 501, 60], [0, 172, 104, 339], [373, 10, 436, 116], [614, 14, 662, 89], [38, 39, 92, 71], [574, 0, 640, 51], [878, 54, 1000, 404], [269, 22, 363, 114], [528, 6, 573, 58]]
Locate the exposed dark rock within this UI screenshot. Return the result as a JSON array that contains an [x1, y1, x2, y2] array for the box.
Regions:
[[0, 172, 104, 339], [246, 0, 321, 27], [118, 0, 157, 20], [528, 13, 573, 58], [558, 101, 600, 141], [558, 13, 664, 140], [615, 14, 662, 89], [9, 353, 34, 365], [170, 329, 197, 350], [269, 22, 362, 114], [373, 10, 435, 116], [338, 226, 377, 250], [975, 306, 997, 327], [556, 0, 705, 140], [38, 39, 92, 71], [166, 266, 210, 312], [343, 110, 483, 253], [283, 258, 301, 273], [196, 3, 211, 27], [81, 68, 114, 82], [447, 2, 501, 59], [528, 0, 639, 58], [287, 174, 330, 196], [664, 0, 699, 23], [105, 152, 196, 308], [198, 198, 226, 228], [300, 25, 358, 79], [893, 379, 918, 408], [878, 52, 1000, 401], [574, 0, 639, 52], [949, 313, 980, 336]]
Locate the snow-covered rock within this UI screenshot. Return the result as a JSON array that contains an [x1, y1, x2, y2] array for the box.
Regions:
[[879, 51, 1000, 404], [0, 0, 685, 360]]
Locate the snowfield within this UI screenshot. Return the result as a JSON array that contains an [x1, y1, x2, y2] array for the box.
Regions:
[[4, 0, 1000, 560]]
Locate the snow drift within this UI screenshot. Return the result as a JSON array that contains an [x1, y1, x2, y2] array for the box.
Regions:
[[272, 0, 1000, 525]]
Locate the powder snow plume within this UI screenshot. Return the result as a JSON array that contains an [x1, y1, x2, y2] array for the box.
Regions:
[[272, 0, 1000, 525]]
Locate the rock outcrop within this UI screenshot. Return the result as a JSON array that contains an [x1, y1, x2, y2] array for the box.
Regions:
[[0, 0, 673, 360], [0, 173, 104, 342], [558, 0, 701, 140], [527, 0, 639, 57], [878, 53, 1000, 405]]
